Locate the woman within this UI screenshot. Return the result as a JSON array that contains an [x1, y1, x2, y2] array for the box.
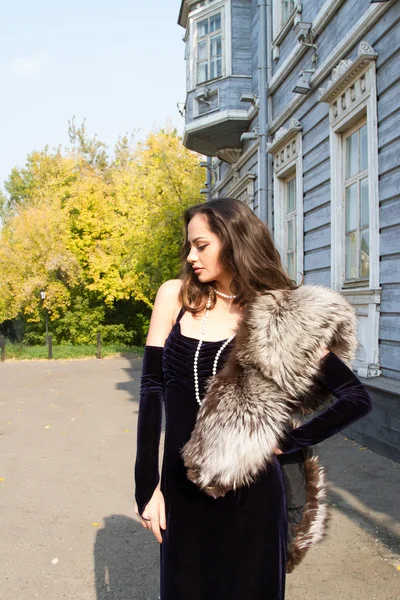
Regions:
[[134, 198, 373, 600]]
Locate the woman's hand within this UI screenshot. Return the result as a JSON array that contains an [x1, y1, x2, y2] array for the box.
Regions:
[[134, 486, 166, 544]]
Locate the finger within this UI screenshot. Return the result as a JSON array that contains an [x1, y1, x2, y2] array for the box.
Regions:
[[139, 512, 151, 529], [159, 501, 166, 531], [151, 519, 163, 544], [141, 511, 151, 522], [159, 503, 166, 532]]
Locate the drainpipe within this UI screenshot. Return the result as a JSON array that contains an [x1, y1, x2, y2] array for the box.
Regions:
[[266, 0, 273, 229], [258, 0, 268, 224], [206, 156, 213, 202]]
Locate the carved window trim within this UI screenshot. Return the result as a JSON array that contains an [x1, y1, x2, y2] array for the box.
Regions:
[[228, 172, 256, 211], [319, 40, 381, 378], [268, 123, 304, 285]]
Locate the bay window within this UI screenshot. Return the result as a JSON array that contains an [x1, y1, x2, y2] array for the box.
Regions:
[[196, 11, 223, 84]]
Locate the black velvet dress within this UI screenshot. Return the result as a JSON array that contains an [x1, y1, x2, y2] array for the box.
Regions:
[[159, 307, 288, 600], [134, 306, 373, 600]]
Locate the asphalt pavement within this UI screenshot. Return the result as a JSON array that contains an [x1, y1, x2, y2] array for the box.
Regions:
[[0, 356, 399, 600]]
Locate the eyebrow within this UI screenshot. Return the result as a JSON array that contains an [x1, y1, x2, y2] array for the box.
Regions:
[[188, 237, 209, 243]]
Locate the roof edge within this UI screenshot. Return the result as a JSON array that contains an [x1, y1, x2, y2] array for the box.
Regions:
[[178, 1, 189, 28]]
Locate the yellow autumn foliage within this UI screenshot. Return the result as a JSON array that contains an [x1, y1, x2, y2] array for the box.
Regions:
[[0, 125, 205, 332]]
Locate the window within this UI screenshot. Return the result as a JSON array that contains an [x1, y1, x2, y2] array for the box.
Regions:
[[267, 120, 304, 285], [281, 0, 295, 26], [319, 41, 381, 377], [272, 0, 298, 43], [343, 120, 369, 283], [187, 1, 230, 91], [196, 12, 223, 84], [284, 175, 297, 281]]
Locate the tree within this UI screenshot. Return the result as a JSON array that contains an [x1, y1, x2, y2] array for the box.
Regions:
[[0, 122, 205, 344]]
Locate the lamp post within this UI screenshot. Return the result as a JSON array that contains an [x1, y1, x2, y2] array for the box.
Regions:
[[40, 290, 48, 346]]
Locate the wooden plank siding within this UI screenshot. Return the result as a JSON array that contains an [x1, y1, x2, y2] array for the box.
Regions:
[[267, 1, 400, 381], [231, 0, 252, 75], [272, 0, 328, 66], [374, 9, 400, 379], [272, 0, 371, 115], [250, 0, 259, 95]]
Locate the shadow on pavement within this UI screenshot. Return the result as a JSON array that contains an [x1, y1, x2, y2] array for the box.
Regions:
[[319, 433, 400, 558], [117, 354, 166, 430], [94, 514, 160, 600], [116, 354, 142, 407]]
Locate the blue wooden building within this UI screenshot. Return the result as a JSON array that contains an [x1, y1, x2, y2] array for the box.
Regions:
[[178, 0, 400, 462]]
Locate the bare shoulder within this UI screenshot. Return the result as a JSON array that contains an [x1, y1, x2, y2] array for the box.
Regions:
[[145, 279, 183, 347]]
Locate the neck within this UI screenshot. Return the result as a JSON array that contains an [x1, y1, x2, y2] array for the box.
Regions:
[[211, 278, 235, 298]]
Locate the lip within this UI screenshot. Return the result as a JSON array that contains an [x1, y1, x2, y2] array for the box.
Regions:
[[193, 267, 203, 272]]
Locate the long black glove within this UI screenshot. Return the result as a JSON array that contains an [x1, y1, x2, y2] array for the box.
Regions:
[[134, 345, 164, 517], [280, 351, 373, 454]]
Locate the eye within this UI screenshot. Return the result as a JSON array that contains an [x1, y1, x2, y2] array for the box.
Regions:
[[197, 245, 208, 251]]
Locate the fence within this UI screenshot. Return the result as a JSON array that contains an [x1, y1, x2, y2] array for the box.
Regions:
[[0, 332, 104, 362]]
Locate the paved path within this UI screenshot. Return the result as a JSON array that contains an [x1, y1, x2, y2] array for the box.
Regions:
[[0, 357, 399, 600]]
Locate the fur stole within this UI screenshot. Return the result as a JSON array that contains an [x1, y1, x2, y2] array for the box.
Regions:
[[180, 283, 357, 570]]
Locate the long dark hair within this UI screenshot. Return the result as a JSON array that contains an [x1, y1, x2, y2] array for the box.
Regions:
[[179, 198, 304, 315]]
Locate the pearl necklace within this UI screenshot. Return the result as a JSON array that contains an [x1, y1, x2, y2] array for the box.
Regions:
[[211, 286, 237, 299], [194, 287, 237, 407]]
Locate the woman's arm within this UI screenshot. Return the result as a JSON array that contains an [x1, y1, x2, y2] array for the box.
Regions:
[[134, 279, 181, 519], [134, 344, 164, 517], [278, 351, 373, 454]]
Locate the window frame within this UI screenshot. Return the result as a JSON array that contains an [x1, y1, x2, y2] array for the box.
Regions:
[[188, 1, 230, 90], [342, 117, 369, 285], [284, 172, 297, 282], [267, 126, 304, 286], [195, 12, 224, 85], [272, 0, 298, 43], [321, 46, 381, 377], [328, 67, 379, 294], [281, 0, 296, 27]]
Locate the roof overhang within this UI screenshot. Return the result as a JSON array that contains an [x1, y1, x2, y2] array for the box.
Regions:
[[178, 1, 189, 28]]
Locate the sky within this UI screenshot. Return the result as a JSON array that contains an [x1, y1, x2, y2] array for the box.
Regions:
[[0, 0, 186, 189]]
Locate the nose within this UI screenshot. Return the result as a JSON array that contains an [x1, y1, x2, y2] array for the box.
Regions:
[[187, 247, 199, 263]]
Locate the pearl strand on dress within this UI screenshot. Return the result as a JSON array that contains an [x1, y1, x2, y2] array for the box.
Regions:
[[194, 287, 237, 407]]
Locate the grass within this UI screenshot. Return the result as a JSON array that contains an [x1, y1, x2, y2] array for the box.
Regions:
[[1, 342, 144, 361]]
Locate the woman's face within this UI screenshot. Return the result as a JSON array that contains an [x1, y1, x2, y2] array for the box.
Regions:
[[186, 213, 224, 283]]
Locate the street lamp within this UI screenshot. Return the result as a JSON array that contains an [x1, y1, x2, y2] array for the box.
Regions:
[[40, 290, 48, 346], [292, 69, 316, 94]]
